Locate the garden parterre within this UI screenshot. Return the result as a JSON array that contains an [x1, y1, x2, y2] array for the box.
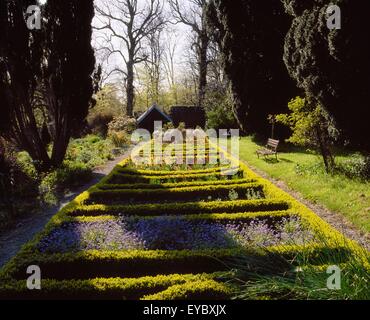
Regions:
[[0, 141, 368, 300]]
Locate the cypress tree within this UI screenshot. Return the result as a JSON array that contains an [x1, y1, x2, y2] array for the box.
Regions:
[[283, 0, 370, 150], [0, 0, 96, 171], [207, 0, 298, 136]]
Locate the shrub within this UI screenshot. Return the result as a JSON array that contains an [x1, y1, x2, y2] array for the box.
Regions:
[[108, 115, 137, 134], [335, 154, 370, 180], [0, 139, 365, 300], [87, 112, 115, 137], [17, 151, 39, 179], [87, 84, 123, 137], [66, 135, 115, 167], [276, 97, 339, 173], [205, 89, 238, 130], [0, 141, 39, 228], [109, 131, 130, 148], [39, 161, 93, 204], [107, 115, 136, 148]]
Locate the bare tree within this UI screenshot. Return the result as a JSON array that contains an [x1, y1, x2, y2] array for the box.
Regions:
[[169, 0, 209, 108], [163, 31, 179, 104], [143, 27, 164, 104], [94, 0, 165, 116], [207, 40, 226, 91]]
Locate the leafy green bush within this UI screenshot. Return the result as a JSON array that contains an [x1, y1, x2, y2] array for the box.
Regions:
[[335, 154, 370, 181], [17, 151, 39, 179], [87, 84, 123, 137], [66, 135, 115, 167], [107, 115, 136, 148], [0, 143, 40, 228], [295, 154, 370, 181], [0, 273, 224, 300], [39, 161, 93, 204], [276, 97, 339, 172], [87, 112, 115, 137], [109, 131, 130, 148], [108, 115, 137, 134], [205, 89, 238, 130], [16, 135, 117, 206]]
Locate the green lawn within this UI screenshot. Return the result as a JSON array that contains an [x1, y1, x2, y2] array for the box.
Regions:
[[238, 137, 370, 233]]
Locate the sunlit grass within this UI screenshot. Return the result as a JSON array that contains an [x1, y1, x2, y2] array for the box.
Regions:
[[238, 137, 370, 233]]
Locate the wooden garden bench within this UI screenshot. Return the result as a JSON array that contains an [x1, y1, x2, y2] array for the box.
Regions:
[[256, 138, 279, 160]]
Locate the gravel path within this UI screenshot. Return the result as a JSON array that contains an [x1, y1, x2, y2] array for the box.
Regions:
[[0, 150, 131, 268]]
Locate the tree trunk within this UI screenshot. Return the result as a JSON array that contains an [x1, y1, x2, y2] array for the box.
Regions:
[[126, 59, 135, 117], [198, 31, 208, 109], [0, 140, 15, 218], [50, 118, 70, 168], [316, 125, 334, 173], [14, 95, 51, 172]]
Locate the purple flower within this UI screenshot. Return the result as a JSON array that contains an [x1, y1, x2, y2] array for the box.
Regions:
[[37, 216, 315, 253]]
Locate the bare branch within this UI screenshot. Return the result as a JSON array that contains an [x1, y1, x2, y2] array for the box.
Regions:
[[94, 0, 166, 116]]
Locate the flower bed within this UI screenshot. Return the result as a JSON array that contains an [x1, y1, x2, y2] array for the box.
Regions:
[[36, 216, 315, 253]]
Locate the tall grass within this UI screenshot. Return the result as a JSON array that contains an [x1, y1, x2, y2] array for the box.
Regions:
[[226, 236, 369, 300]]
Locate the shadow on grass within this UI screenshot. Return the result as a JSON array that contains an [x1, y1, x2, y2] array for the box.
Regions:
[[259, 157, 294, 165]]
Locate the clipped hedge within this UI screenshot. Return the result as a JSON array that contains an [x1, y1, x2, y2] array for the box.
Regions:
[[115, 165, 236, 176], [141, 279, 233, 300], [0, 272, 229, 300], [85, 182, 264, 204], [2, 244, 351, 283], [3, 249, 245, 280], [66, 210, 295, 225], [1, 244, 354, 283], [98, 178, 257, 190], [68, 199, 291, 217], [106, 170, 244, 184]]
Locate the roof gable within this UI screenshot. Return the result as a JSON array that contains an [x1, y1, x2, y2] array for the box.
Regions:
[[137, 104, 172, 124]]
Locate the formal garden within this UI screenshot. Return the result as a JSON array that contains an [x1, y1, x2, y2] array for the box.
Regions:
[[0, 0, 369, 301], [0, 139, 368, 299]]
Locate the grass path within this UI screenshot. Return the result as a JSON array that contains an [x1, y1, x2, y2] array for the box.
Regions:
[[238, 137, 370, 234]]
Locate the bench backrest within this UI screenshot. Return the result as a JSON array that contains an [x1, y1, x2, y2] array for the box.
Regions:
[[266, 138, 279, 151]]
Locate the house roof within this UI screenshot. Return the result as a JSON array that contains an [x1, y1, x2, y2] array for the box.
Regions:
[[137, 104, 172, 124]]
